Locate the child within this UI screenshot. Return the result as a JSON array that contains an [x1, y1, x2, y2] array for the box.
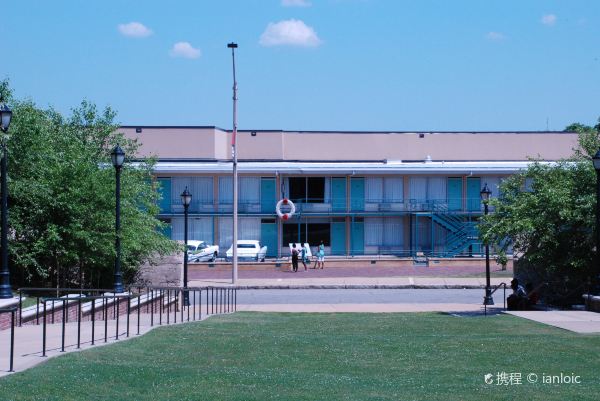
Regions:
[[301, 244, 308, 271], [317, 240, 325, 269]]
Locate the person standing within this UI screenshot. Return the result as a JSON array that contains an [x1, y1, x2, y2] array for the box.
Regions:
[[301, 244, 308, 271], [291, 243, 299, 272], [317, 240, 325, 269]]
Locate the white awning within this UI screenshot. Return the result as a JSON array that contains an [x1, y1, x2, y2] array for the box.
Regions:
[[148, 160, 551, 175]]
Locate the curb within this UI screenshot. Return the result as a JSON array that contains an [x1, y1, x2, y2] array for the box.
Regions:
[[215, 285, 488, 290]]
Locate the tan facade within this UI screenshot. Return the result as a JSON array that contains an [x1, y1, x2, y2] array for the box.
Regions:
[[121, 127, 578, 162]]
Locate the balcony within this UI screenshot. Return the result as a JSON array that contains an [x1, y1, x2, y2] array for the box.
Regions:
[[169, 202, 216, 214], [159, 197, 486, 215], [217, 202, 261, 213]]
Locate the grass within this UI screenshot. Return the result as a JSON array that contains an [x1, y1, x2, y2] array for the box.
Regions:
[[0, 312, 599, 401], [18, 297, 39, 309]]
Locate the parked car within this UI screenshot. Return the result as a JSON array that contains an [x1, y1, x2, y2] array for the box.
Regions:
[[226, 240, 268, 262], [186, 240, 219, 262]]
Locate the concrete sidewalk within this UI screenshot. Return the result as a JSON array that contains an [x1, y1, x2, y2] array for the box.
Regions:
[[189, 276, 509, 289], [505, 310, 600, 334], [236, 303, 501, 313], [0, 311, 214, 378]]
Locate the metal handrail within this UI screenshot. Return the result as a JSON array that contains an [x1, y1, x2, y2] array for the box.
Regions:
[[484, 282, 507, 316], [8, 286, 237, 372], [18, 287, 118, 327], [0, 306, 16, 372], [490, 282, 507, 309]]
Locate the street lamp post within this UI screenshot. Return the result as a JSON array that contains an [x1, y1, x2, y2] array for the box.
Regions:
[[0, 98, 13, 299], [592, 149, 600, 290], [480, 183, 494, 306], [228, 42, 239, 284], [181, 186, 192, 306], [111, 144, 125, 293]]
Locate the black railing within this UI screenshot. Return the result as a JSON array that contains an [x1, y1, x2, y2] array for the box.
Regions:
[[30, 286, 236, 360], [40, 294, 133, 356], [0, 306, 16, 372], [484, 282, 507, 316], [18, 287, 113, 327]]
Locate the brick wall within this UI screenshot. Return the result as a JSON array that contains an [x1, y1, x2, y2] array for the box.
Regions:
[[6, 292, 179, 330], [0, 309, 17, 331]]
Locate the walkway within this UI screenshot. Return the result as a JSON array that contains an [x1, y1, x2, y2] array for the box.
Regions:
[[237, 303, 498, 313], [505, 310, 600, 334], [189, 264, 513, 281], [189, 276, 509, 289], [0, 312, 212, 378]]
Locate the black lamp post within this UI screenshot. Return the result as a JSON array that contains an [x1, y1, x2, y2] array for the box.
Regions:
[[0, 98, 13, 299], [592, 149, 600, 290], [181, 186, 192, 306], [111, 144, 125, 293], [480, 183, 494, 305]]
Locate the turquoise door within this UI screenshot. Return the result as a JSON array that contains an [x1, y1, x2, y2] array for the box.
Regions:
[[261, 222, 278, 257], [261, 178, 276, 213], [467, 177, 481, 212], [157, 178, 171, 213], [350, 178, 365, 211], [331, 221, 346, 256], [350, 220, 364, 256], [331, 178, 346, 212], [447, 178, 462, 211]]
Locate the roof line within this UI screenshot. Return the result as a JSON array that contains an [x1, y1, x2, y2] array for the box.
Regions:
[[120, 126, 576, 134], [138, 158, 542, 164], [120, 125, 228, 131], [251, 130, 576, 135]]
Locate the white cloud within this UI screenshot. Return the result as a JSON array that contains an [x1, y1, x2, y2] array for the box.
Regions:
[[118, 22, 153, 38], [486, 32, 506, 41], [541, 14, 557, 26], [259, 19, 322, 47], [169, 42, 201, 59], [282, 0, 312, 7]]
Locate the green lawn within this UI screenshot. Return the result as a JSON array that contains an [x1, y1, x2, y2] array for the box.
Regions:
[[0, 312, 598, 401], [18, 297, 39, 309]]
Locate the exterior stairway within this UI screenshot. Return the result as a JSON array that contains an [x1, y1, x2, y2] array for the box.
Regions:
[[417, 204, 480, 257]]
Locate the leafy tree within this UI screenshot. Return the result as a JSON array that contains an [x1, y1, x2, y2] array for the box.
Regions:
[[481, 121, 600, 305], [1, 81, 178, 289]]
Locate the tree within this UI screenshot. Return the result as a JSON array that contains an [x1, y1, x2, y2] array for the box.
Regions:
[[480, 121, 600, 305], [1, 81, 178, 288]]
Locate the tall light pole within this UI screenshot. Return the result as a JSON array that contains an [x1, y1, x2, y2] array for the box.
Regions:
[[228, 42, 239, 284], [592, 149, 600, 289], [181, 186, 192, 305], [480, 183, 494, 305], [111, 144, 125, 293], [0, 98, 13, 299]]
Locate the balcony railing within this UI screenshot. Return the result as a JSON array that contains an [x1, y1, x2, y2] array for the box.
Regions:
[[159, 198, 488, 215]]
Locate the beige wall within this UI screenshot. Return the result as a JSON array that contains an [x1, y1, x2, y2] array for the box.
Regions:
[[122, 127, 579, 162], [121, 127, 219, 159], [237, 131, 285, 159]]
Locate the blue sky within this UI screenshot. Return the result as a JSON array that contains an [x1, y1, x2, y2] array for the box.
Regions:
[[2, 0, 599, 131]]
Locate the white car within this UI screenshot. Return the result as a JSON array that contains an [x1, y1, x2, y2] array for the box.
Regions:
[[186, 240, 220, 262], [226, 240, 268, 262]]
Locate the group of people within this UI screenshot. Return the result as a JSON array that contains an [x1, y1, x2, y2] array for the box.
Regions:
[[507, 278, 540, 310], [290, 241, 325, 272]]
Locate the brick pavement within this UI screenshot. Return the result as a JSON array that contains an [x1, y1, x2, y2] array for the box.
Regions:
[[189, 264, 513, 281]]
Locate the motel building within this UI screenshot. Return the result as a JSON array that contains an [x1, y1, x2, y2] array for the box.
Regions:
[[122, 126, 577, 261]]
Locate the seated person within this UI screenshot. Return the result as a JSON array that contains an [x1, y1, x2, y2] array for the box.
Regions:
[[525, 282, 540, 307], [507, 278, 528, 310]]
